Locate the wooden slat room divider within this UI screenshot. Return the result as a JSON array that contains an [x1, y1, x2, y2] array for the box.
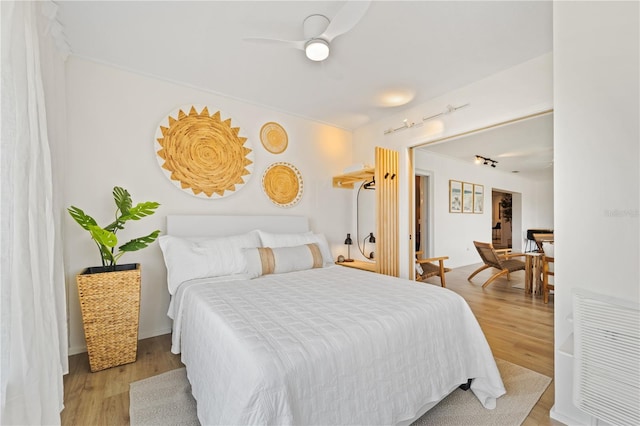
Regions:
[[375, 147, 399, 276]]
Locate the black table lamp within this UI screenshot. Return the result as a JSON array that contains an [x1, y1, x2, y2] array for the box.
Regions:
[[364, 232, 375, 259], [344, 233, 354, 262]]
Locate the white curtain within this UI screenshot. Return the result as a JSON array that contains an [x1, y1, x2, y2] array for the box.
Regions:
[[1, 1, 69, 424]]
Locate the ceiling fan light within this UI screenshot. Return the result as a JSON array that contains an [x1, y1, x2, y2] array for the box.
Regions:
[[305, 39, 329, 61]]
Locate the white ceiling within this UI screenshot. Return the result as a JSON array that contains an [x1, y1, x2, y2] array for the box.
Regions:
[[58, 0, 553, 176], [416, 112, 554, 180]]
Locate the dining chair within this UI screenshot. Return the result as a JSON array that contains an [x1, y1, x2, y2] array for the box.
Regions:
[[542, 254, 555, 303], [492, 222, 502, 241]]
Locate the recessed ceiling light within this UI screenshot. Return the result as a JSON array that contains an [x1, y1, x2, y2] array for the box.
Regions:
[[512, 170, 520, 173], [374, 88, 415, 107]]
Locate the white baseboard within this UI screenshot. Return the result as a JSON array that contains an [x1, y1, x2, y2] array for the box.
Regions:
[[139, 327, 172, 340], [550, 404, 593, 426], [68, 345, 87, 356], [67, 327, 172, 356]]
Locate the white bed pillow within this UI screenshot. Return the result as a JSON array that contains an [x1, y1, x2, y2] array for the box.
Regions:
[[257, 230, 313, 247], [159, 231, 261, 294], [243, 243, 324, 278], [257, 230, 333, 266]]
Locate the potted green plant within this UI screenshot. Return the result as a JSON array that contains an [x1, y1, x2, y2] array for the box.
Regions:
[[68, 186, 160, 372], [500, 194, 512, 222]]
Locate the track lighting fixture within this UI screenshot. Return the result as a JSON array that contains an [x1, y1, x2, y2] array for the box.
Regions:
[[383, 103, 470, 135], [422, 103, 470, 122], [475, 155, 498, 168]]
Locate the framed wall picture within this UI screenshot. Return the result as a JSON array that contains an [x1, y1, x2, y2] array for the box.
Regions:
[[462, 182, 474, 213], [449, 180, 462, 213], [473, 184, 484, 214]]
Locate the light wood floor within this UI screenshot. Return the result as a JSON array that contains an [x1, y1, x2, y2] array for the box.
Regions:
[[428, 263, 562, 426], [61, 264, 562, 425]]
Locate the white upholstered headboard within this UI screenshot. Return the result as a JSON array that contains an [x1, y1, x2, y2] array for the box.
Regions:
[[166, 215, 309, 238]]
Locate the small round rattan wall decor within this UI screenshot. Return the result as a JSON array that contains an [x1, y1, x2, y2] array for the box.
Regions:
[[260, 121, 288, 154], [155, 105, 254, 199], [262, 162, 303, 208]]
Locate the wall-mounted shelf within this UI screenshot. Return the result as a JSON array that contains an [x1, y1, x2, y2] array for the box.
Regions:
[[332, 168, 374, 189], [335, 260, 376, 273]]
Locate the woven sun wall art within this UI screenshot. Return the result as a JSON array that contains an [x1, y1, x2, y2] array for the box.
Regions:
[[262, 162, 303, 208], [155, 106, 254, 198]]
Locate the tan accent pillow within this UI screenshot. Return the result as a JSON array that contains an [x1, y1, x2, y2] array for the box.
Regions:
[[257, 230, 334, 266], [244, 243, 324, 278]]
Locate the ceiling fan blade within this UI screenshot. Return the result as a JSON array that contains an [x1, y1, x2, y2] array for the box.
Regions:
[[243, 38, 305, 51], [321, 0, 371, 42]]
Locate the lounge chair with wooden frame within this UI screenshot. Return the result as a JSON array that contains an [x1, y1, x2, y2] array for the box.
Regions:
[[468, 241, 526, 288], [415, 254, 451, 288]]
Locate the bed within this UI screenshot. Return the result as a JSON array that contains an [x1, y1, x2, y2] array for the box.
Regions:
[[161, 215, 505, 425]]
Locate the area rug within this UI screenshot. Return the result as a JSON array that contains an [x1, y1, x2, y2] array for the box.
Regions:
[[129, 359, 550, 426]]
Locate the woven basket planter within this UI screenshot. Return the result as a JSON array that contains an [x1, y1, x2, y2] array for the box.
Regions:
[[76, 263, 141, 372]]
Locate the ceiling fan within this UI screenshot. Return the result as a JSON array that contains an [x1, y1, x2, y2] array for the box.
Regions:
[[244, 0, 371, 62]]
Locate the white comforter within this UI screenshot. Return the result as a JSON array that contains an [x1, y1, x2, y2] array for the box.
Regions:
[[170, 266, 505, 425]]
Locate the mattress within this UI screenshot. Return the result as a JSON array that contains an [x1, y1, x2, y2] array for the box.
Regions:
[[170, 265, 505, 425]]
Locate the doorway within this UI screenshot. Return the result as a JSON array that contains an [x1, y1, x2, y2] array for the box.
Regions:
[[492, 190, 513, 249], [408, 110, 551, 267], [414, 173, 431, 257]]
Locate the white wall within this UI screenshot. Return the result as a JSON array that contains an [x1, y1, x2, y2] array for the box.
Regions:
[[552, 2, 639, 424], [414, 150, 553, 268], [353, 53, 553, 277], [63, 57, 353, 354]]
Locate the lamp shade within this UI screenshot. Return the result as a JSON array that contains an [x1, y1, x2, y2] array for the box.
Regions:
[[344, 233, 353, 245], [368, 232, 376, 243]]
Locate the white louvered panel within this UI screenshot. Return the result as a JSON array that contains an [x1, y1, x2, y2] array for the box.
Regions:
[[573, 290, 640, 426]]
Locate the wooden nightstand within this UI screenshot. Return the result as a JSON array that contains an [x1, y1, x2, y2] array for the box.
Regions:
[[335, 260, 376, 273]]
